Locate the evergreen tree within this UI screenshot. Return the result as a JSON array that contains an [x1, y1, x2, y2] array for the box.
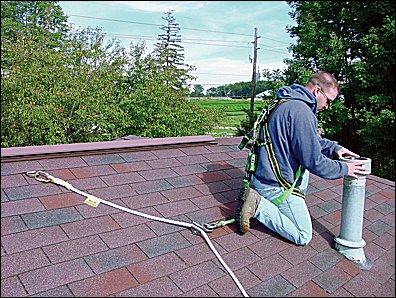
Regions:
[[154, 10, 194, 90], [155, 10, 184, 67]]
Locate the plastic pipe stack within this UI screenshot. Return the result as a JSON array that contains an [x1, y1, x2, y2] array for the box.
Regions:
[[334, 157, 373, 270]]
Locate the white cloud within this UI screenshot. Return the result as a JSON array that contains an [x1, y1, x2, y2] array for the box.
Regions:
[[188, 58, 251, 89], [258, 61, 287, 72]]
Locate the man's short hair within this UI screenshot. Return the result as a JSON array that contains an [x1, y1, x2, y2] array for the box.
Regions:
[[308, 71, 339, 94]]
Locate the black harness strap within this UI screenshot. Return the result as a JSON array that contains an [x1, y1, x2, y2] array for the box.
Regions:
[[263, 121, 305, 198]]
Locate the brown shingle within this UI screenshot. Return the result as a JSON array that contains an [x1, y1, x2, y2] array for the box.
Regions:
[[1, 136, 394, 296]]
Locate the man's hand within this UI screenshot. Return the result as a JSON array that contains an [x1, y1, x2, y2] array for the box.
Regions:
[[346, 162, 367, 179], [337, 147, 366, 178], [337, 147, 360, 159]]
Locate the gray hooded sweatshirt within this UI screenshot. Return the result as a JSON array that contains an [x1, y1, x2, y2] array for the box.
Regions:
[[253, 83, 348, 188]]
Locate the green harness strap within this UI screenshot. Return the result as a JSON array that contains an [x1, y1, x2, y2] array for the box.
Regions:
[[239, 98, 305, 206], [271, 164, 302, 206]]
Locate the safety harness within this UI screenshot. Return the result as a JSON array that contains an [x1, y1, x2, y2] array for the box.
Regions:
[[238, 98, 305, 206]]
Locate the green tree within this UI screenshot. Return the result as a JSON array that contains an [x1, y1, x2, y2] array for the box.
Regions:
[[206, 87, 218, 97], [190, 84, 205, 97], [1, 0, 69, 72], [205, 80, 270, 99], [1, 1, 68, 45], [1, 2, 221, 147], [261, 69, 287, 97], [117, 11, 220, 138], [285, 1, 395, 180], [1, 1, 136, 147], [1, 26, 130, 147], [119, 42, 221, 138]]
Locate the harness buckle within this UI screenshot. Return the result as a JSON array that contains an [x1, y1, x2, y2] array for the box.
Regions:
[[255, 138, 271, 147]]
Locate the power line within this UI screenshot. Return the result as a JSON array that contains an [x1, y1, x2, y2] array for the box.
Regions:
[[194, 72, 251, 77], [68, 13, 161, 27], [74, 31, 252, 49], [67, 13, 250, 36], [189, 83, 239, 86], [180, 26, 249, 37], [258, 37, 290, 45], [258, 46, 290, 55], [65, 12, 290, 81], [67, 13, 290, 44], [72, 31, 288, 52], [180, 41, 250, 48], [88, 30, 252, 44]]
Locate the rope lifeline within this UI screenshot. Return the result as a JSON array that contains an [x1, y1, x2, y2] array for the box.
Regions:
[[25, 171, 249, 297]]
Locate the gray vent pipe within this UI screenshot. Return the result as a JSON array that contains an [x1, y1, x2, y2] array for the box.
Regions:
[[334, 157, 373, 270]]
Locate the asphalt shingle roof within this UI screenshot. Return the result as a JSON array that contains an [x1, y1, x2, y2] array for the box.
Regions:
[[1, 136, 395, 297]]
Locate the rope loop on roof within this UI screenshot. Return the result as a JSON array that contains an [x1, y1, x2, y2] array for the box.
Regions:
[[25, 171, 249, 297]]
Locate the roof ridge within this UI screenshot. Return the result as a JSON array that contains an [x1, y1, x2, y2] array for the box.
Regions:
[[1, 135, 216, 162]]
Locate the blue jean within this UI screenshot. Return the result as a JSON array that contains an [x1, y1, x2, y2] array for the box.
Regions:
[[252, 171, 312, 245]]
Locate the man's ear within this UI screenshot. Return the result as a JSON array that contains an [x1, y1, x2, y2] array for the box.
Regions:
[[312, 85, 320, 96]]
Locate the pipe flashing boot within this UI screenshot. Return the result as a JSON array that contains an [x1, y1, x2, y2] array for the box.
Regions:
[[235, 186, 261, 234]]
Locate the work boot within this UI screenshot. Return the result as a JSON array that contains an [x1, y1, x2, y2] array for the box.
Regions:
[[235, 186, 261, 235]]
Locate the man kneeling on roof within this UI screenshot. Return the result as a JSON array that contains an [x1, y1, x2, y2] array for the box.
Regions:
[[235, 71, 366, 245]]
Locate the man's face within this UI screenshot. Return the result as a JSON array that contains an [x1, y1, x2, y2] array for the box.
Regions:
[[315, 86, 338, 112]]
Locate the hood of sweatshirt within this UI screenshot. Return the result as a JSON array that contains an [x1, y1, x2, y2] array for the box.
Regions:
[[275, 83, 317, 115]]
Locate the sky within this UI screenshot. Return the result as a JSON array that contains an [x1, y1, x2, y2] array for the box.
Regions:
[[59, 1, 297, 91]]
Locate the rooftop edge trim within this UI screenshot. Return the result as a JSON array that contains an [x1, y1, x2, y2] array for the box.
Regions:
[[1, 135, 216, 160]]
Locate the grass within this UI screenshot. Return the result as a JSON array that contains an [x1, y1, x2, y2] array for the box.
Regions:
[[190, 97, 269, 137]]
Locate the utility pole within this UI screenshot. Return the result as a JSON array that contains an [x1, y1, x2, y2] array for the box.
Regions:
[[249, 27, 260, 123]]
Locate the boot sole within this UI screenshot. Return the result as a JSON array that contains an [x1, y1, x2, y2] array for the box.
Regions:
[[234, 187, 249, 235]]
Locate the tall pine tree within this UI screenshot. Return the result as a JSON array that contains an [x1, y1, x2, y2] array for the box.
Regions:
[[155, 10, 185, 68], [154, 10, 194, 90]]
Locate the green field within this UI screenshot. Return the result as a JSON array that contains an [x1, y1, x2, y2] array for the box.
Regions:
[[191, 97, 268, 137]]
